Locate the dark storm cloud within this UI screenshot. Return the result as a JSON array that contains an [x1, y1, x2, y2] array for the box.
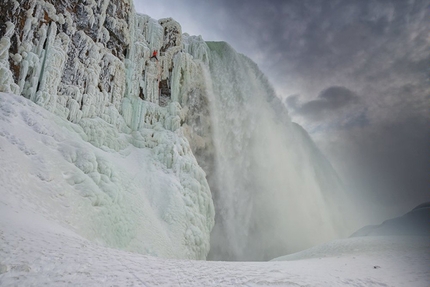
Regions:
[[135, 0, 430, 217], [288, 86, 360, 119], [184, 0, 430, 97]]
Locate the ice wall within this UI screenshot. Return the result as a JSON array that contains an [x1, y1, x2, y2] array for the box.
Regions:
[[0, 0, 214, 260]]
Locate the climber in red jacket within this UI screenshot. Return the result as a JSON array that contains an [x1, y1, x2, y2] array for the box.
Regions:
[[150, 50, 158, 61]]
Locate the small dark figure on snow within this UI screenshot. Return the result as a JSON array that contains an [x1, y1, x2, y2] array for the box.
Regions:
[[150, 50, 158, 61]]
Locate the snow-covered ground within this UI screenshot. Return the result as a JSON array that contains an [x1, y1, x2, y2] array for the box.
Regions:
[[1, 197, 429, 286]]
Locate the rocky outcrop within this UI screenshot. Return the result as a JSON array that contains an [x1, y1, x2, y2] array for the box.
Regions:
[[0, 0, 130, 119], [0, 0, 211, 130]]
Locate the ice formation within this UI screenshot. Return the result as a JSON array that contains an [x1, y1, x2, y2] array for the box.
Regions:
[[0, 0, 214, 260], [0, 0, 347, 261]]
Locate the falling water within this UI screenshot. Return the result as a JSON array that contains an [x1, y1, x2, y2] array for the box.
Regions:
[[203, 42, 347, 261]]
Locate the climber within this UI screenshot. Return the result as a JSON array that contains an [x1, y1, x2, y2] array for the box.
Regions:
[[150, 50, 158, 61]]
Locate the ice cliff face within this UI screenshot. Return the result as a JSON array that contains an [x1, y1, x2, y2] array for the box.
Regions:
[[0, 0, 346, 261], [0, 0, 214, 260]]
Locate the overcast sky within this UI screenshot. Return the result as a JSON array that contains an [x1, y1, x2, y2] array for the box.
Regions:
[[134, 0, 430, 220]]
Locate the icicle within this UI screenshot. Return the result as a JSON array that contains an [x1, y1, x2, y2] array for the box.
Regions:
[[0, 22, 19, 94]]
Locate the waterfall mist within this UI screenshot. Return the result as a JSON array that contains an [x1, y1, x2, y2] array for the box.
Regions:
[[202, 42, 350, 261]]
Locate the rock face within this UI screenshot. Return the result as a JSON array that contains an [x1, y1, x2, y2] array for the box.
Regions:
[[0, 0, 215, 260], [0, 0, 207, 124]]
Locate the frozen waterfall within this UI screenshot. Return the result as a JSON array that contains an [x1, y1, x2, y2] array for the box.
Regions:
[[0, 0, 347, 262]]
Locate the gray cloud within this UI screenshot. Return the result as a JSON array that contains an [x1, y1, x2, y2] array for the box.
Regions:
[[288, 86, 360, 120]]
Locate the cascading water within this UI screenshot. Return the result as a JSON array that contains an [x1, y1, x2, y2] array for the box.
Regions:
[[203, 42, 347, 261]]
